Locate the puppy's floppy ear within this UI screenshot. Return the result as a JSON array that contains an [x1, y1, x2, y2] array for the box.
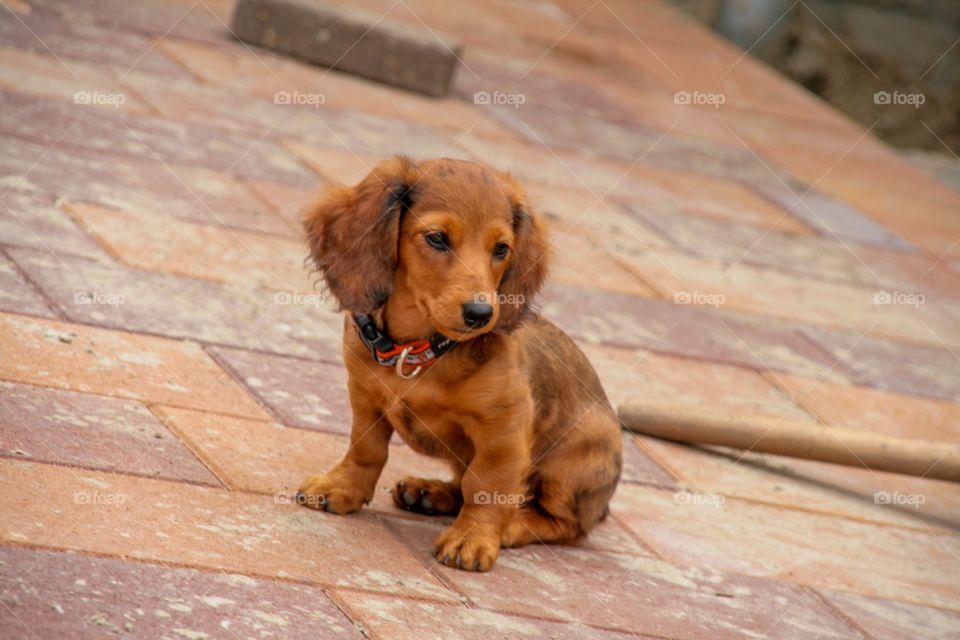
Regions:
[[496, 175, 551, 332], [304, 156, 419, 313]]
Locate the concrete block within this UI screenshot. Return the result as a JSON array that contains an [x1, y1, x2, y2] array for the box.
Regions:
[[231, 0, 461, 97]]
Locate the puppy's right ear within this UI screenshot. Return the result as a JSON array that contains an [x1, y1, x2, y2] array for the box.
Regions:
[[304, 156, 419, 313]]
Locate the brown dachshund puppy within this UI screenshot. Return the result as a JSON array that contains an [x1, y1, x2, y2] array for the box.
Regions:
[[297, 156, 622, 571]]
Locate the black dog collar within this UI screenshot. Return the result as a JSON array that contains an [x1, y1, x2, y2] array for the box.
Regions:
[[353, 314, 457, 378]]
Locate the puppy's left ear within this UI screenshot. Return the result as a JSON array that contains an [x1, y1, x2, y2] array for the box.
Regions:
[[496, 176, 551, 332]]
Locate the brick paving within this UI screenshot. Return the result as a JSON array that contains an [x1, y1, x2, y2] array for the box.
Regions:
[[0, 0, 958, 638]]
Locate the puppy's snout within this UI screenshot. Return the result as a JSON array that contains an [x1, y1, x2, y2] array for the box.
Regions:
[[462, 302, 494, 328]]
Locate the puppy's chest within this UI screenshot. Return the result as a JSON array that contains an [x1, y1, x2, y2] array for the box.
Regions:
[[381, 394, 471, 460]]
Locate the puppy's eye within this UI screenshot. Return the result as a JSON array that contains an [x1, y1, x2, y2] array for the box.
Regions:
[[493, 243, 510, 259], [425, 231, 449, 251]]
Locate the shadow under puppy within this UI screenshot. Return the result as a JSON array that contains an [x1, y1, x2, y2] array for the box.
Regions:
[[297, 156, 622, 571]]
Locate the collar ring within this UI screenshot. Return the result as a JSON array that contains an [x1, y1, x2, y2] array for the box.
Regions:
[[395, 345, 423, 379]]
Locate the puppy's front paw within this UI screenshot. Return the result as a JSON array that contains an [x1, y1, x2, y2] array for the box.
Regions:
[[295, 475, 367, 514], [433, 522, 500, 571], [392, 477, 463, 515]]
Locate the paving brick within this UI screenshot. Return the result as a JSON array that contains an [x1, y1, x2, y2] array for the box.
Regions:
[[243, 177, 316, 228], [550, 225, 656, 297], [817, 589, 960, 640], [0, 381, 218, 485], [207, 346, 350, 432], [582, 342, 810, 419], [1, 135, 296, 236], [0, 458, 458, 600], [619, 432, 678, 489], [754, 184, 914, 251], [65, 201, 311, 291], [0, 8, 186, 76], [0, 90, 316, 185], [0, 545, 364, 639], [153, 406, 454, 517], [385, 518, 862, 639], [231, 0, 461, 97], [628, 165, 812, 235], [284, 142, 385, 185], [0, 189, 107, 261], [330, 590, 650, 640], [540, 282, 855, 381], [35, 0, 231, 46], [612, 245, 960, 348], [768, 374, 960, 444], [0, 46, 150, 115], [629, 206, 960, 298], [798, 328, 960, 404], [0, 312, 269, 419], [612, 484, 960, 610], [9, 249, 344, 360], [0, 252, 54, 318], [636, 437, 960, 532]]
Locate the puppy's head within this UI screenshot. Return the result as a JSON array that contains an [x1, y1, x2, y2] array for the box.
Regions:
[[304, 156, 550, 339]]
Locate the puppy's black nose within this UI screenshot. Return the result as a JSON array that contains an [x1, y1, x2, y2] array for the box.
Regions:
[[462, 302, 493, 328]]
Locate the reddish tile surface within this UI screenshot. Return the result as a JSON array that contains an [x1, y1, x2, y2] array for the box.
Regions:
[[65, 201, 311, 291], [9, 248, 343, 359], [613, 485, 960, 610], [1, 0, 958, 635], [0, 381, 218, 485], [0, 189, 107, 261], [331, 589, 651, 640], [0, 90, 315, 185], [0, 252, 54, 318], [386, 518, 862, 639], [0, 458, 457, 601], [0, 312, 269, 419], [799, 328, 960, 404], [207, 345, 350, 431], [818, 589, 960, 640], [152, 406, 452, 516], [541, 282, 855, 381], [0, 545, 363, 637]]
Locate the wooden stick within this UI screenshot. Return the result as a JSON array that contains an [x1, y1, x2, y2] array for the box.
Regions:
[[618, 402, 960, 483]]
